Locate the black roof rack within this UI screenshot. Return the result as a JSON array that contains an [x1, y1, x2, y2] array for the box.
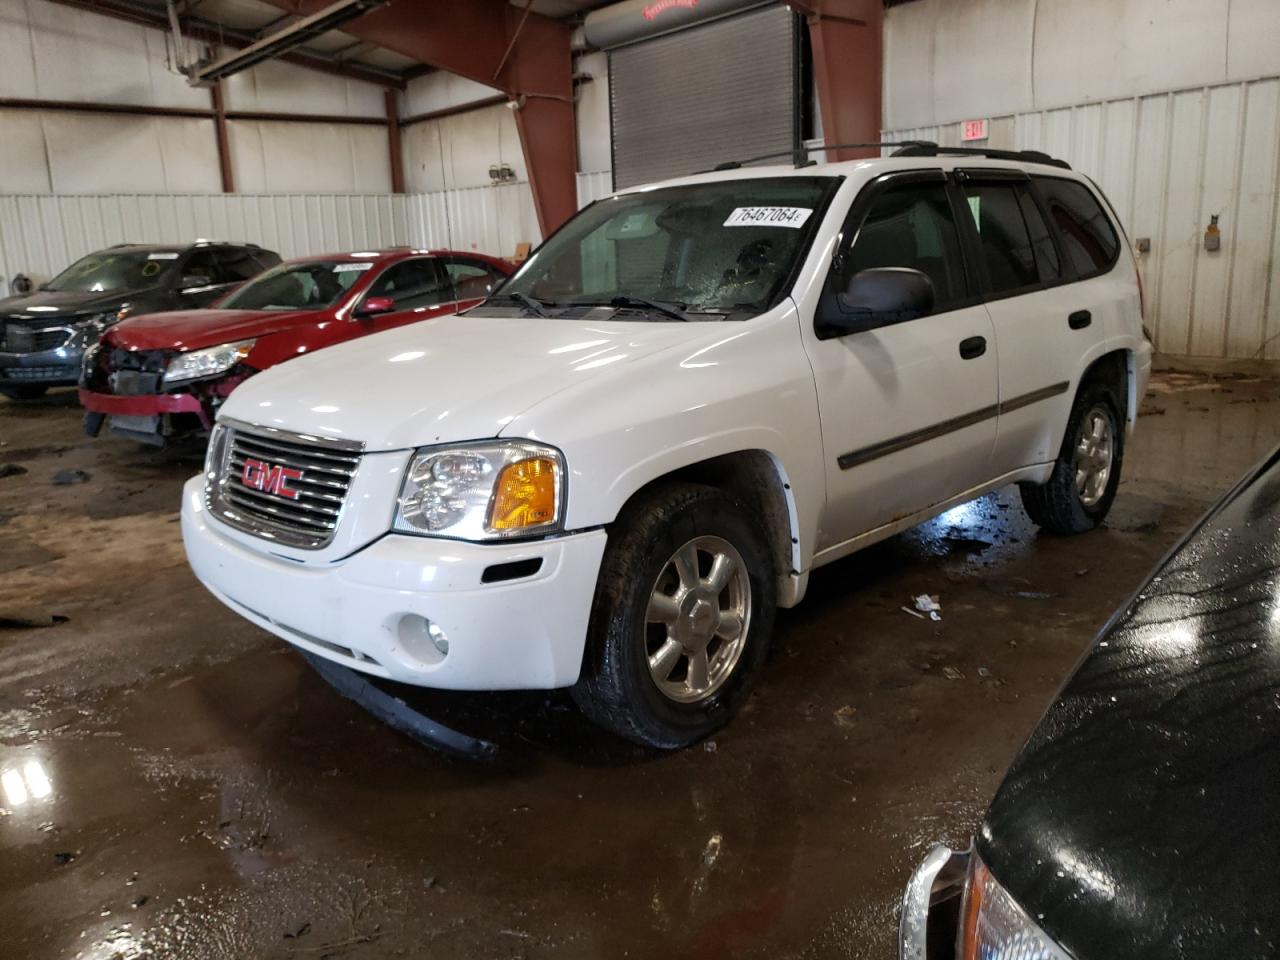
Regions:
[[890, 141, 1071, 170], [707, 141, 935, 172]]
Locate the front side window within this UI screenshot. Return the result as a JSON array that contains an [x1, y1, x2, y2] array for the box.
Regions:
[[365, 258, 450, 310], [219, 260, 372, 311], [44, 250, 178, 293], [841, 181, 968, 313], [444, 258, 504, 300], [962, 183, 1040, 295], [1034, 177, 1120, 278], [216, 248, 268, 283], [496, 177, 840, 319], [181, 250, 225, 286]]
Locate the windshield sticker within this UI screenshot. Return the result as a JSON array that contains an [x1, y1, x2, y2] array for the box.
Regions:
[[141, 261, 162, 277], [333, 262, 376, 273], [724, 207, 813, 229], [147, 252, 180, 260]]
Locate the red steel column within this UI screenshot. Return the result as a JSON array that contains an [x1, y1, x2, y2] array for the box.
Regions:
[[385, 88, 405, 194], [252, 0, 578, 234], [211, 80, 235, 193], [795, 0, 883, 161]]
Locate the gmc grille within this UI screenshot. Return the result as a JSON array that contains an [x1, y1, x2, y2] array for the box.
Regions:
[[206, 420, 365, 550]]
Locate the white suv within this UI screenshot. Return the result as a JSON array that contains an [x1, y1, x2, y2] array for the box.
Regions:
[[181, 146, 1151, 748]]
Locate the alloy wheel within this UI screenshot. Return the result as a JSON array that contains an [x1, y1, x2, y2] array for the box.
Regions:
[[1075, 405, 1114, 508], [644, 535, 752, 704]]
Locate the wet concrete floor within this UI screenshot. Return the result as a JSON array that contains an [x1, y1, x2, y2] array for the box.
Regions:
[[1, 369, 1277, 960]]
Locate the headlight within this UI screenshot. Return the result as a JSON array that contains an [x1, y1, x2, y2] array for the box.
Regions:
[[959, 857, 1071, 960], [163, 339, 255, 386], [204, 423, 228, 478], [393, 441, 564, 541], [68, 311, 123, 349], [80, 341, 102, 378], [900, 848, 1071, 960]]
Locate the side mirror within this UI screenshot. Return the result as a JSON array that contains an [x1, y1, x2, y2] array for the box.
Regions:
[[355, 295, 396, 318], [818, 267, 935, 339]]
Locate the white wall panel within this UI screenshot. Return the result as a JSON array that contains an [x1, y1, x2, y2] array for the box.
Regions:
[[0, 193, 412, 285], [1033, 0, 1228, 109], [0, 112, 53, 193], [401, 104, 526, 192], [885, 0, 1280, 127], [222, 59, 385, 118], [227, 121, 392, 194], [8, 0, 208, 110], [575, 52, 612, 175], [405, 182, 539, 259], [1228, 0, 1280, 79], [576, 171, 613, 207], [38, 112, 222, 194], [884, 75, 1280, 360], [932, 0, 1033, 126], [404, 72, 502, 116]]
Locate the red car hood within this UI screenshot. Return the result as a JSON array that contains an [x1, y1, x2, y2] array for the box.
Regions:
[[104, 308, 329, 352]]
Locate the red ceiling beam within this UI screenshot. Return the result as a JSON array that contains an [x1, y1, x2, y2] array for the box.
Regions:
[[791, 0, 883, 162], [255, 0, 578, 235]]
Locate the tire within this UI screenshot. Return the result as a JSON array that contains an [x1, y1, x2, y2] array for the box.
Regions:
[[1019, 379, 1124, 534], [572, 482, 776, 749], [0, 384, 48, 400]]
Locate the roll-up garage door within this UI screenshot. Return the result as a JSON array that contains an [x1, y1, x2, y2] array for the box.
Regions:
[[609, 4, 799, 190]]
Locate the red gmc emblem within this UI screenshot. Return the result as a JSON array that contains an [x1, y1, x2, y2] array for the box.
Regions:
[[241, 457, 304, 500]]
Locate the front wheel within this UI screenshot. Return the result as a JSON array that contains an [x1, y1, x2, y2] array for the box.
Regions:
[[1019, 380, 1124, 534], [0, 384, 49, 400], [572, 483, 776, 749]]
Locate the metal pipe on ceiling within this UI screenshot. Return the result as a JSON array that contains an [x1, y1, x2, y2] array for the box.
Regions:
[[181, 0, 391, 86]]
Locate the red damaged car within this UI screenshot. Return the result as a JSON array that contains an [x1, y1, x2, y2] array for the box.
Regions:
[[80, 249, 512, 447]]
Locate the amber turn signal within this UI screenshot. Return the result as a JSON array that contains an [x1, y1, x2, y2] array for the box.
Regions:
[[489, 457, 558, 531]]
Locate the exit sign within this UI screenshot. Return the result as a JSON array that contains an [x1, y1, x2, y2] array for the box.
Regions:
[[962, 119, 989, 142]]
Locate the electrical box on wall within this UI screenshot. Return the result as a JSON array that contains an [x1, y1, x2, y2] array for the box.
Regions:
[[1204, 215, 1221, 253]]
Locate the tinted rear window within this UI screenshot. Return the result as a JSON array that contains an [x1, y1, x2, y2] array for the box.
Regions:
[[1034, 177, 1120, 278]]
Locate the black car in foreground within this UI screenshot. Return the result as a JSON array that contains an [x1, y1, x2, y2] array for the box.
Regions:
[[0, 241, 280, 399], [900, 445, 1280, 960]]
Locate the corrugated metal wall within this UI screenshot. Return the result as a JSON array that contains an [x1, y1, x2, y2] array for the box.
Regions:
[[0, 194, 412, 283], [885, 76, 1280, 362], [405, 181, 539, 259], [0, 173, 615, 286]]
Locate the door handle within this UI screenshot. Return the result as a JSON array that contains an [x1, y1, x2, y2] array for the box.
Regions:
[[1069, 309, 1092, 330], [958, 335, 987, 360]]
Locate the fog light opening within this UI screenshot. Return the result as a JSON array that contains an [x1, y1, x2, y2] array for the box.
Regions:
[[396, 614, 449, 666]]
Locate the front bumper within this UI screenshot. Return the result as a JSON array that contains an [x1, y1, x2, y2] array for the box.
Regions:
[[79, 387, 205, 418], [181, 476, 608, 690], [0, 346, 83, 386]]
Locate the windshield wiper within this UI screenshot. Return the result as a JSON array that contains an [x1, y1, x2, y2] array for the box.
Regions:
[[573, 295, 692, 322], [483, 291, 554, 317]]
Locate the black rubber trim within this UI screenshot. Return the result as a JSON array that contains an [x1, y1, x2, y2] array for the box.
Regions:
[[301, 652, 497, 759], [837, 380, 1070, 470], [481, 558, 543, 584]]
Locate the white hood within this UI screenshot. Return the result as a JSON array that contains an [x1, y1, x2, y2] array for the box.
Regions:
[[218, 312, 706, 451]]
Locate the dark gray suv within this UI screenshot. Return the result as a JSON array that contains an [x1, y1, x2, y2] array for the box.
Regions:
[[0, 241, 280, 399]]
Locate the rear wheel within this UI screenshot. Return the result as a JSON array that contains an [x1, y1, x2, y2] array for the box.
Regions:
[[0, 384, 48, 400], [1019, 380, 1124, 534], [572, 483, 776, 749]]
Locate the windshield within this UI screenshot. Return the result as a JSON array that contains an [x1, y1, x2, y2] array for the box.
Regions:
[[495, 176, 839, 319], [45, 250, 178, 293], [219, 260, 372, 311]]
